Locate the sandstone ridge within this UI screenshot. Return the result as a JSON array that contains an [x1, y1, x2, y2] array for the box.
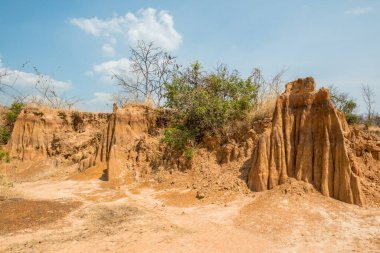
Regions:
[[7, 107, 109, 169], [89, 104, 160, 180]]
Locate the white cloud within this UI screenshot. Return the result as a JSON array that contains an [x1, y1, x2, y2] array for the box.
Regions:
[[84, 70, 94, 77], [70, 16, 127, 37], [345, 7, 373, 15], [126, 8, 182, 51], [90, 92, 112, 104], [0, 65, 71, 90], [70, 8, 182, 51], [101, 43, 116, 57], [92, 58, 131, 82], [80, 92, 113, 112]]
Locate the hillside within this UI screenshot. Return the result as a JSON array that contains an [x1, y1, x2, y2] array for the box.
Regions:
[[0, 78, 379, 252]]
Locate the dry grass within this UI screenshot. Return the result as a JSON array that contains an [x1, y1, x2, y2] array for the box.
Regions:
[[121, 99, 156, 109], [0, 173, 20, 200], [250, 96, 277, 120], [0, 105, 8, 127], [22, 104, 76, 114], [368, 125, 380, 135], [352, 124, 380, 137]]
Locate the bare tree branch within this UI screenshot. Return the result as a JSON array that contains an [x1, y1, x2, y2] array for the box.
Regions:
[[0, 62, 31, 103], [251, 68, 286, 106], [114, 40, 177, 106], [0, 65, 81, 109], [361, 84, 376, 125]]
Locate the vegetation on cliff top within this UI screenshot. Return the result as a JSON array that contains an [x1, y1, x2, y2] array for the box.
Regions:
[[161, 61, 258, 155], [329, 85, 358, 124], [0, 102, 23, 145]]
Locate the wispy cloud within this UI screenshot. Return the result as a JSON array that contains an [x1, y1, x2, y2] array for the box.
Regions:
[[345, 7, 373, 15], [0, 62, 71, 90], [80, 92, 113, 112], [92, 58, 131, 83], [88, 92, 112, 104], [101, 43, 116, 57]]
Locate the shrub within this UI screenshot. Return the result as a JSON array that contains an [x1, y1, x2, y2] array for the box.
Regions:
[[345, 114, 359, 125], [161, 127, 195, 162], [164, 62, 258, 142], [5, 102, 23, 124], [0, 149, 10, 163], [329, 85, 358, 125], [161, 127, 192, 151], [0, 102, 23, 145], [0, 127, 10, 144], [184, 147, 194, 160]]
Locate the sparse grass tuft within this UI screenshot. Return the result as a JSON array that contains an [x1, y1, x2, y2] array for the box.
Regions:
[[0, 173, 19, 200]]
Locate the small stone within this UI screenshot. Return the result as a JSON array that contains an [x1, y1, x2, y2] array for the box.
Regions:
[[196, 191, 205, 199]]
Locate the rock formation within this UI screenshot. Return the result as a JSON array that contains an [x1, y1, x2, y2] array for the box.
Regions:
[[89, 104, 160, 180], [7, 107, 109, 165], [247, 77, 365, 205], [344, 126, 380, 206]]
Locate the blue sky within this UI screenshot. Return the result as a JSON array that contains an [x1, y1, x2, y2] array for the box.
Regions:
[[0, 0, 379, 112]]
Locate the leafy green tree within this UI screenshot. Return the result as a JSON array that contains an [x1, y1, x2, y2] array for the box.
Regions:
[[164, 62, 258, 148], [329, 85, 358, 124]]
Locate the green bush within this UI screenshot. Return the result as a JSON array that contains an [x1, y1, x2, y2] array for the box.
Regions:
[[164, 62, 258, 142], [345, 114, 359, 125], [5, 102, 23, 124], [329, 86, 358, 125], [0, 127, 10, 144], [161, 62, 257, 160], [0, 102, 23, 144], [161, 127, 195, 160], [184, 147, 194, 160], [161, 127, 192, 150], [0, 149, 10, 163]]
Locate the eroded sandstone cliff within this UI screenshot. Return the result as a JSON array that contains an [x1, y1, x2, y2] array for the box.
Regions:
[[3, 79, 378, 205], [7, 107, 109, 168], [84, 104, 161, 180], [247, 77, 365, 205]]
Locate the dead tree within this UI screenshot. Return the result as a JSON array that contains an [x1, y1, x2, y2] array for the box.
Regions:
[[113, 41, 177, 106], [251, 68, 286, 106], [1, 63, 79, 109], [0, 63, 30, 103], [361, 84, 375, 125], [30, 67, 80, 109]]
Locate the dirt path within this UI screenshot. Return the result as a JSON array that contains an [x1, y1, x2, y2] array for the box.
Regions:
[[0, 179, 379, 253]]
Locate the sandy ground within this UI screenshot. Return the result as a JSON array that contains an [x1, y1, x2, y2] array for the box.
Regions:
[[0, 178, 379, 253]]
